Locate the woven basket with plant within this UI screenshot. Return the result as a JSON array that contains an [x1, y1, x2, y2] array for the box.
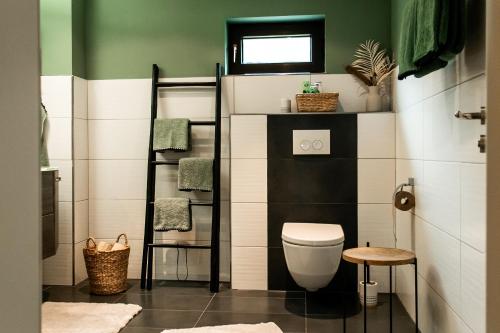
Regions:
[[296, 81, 339, 112]]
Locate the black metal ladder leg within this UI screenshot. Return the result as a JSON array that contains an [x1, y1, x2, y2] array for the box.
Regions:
[[364, 261, 368, 333], [147, 245, 154, 290], [389, 266, 393, 333], [414, 259, 419, 333]]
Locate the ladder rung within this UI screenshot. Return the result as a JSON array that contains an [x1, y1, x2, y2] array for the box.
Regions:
[[152, 160, 179, 166], [156, 82, 216, 88], [148, 201, 213, 207], [190, 121, 216, 126], [148, 241, 211, 249]]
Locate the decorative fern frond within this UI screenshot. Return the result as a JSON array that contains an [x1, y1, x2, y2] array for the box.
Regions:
[[349, 40, 395, 86]]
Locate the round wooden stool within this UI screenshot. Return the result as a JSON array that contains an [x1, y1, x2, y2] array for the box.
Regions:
[[342, 247, 418, 333]]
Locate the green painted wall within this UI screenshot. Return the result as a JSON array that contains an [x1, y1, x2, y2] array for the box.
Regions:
[[40, 0, 73, 75], [72, 0, 86, 78], [40, 0, 86, 77], [391, 0, 410, 57], [84, 0, 392, 79]]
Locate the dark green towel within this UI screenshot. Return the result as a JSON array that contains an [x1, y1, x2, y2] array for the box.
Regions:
[[398, 0, 419, 79], [398, 0, 466, 80]]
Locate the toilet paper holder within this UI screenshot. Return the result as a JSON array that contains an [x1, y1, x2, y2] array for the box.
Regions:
[[393, 178, 415, 212]]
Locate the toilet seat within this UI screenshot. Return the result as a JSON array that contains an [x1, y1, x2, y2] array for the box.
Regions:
[[282, 223, 344, 247]]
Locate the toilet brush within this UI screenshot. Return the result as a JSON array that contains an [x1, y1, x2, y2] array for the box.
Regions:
[[360, 242, 379, 307]]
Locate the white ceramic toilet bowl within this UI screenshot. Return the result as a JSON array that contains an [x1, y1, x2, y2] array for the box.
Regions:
[[282, 223, 344, 292]]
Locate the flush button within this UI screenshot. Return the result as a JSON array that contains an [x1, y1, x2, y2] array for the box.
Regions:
[[292, 129, 331, 155], [312, 140, 323, 150], [300, 140, 311, 151]]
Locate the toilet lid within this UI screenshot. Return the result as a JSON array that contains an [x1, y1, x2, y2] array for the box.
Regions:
[[282, 223, 344, 246]]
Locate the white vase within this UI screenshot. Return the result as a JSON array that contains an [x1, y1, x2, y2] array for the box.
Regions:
[[366, 86, 382, 112]]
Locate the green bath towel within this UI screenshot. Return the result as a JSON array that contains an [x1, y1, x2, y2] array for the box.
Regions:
[[398, 0, 466, 80], [153, 118, 190, 152], [398, 0, 419, 80], [154, 197, 192, 232], [178, 158, 213, 192]]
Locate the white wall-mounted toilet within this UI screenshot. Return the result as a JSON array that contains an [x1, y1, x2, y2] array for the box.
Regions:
[[282, 222, 344, 292]]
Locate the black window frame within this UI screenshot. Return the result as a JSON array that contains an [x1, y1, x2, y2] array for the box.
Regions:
[[227, 19, 325, 75]]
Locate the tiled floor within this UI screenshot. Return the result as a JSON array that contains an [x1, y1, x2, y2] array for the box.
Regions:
[[43, 280, 416, 332]]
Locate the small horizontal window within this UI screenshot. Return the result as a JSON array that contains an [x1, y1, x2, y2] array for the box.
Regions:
[[227, 17, 325, 75]]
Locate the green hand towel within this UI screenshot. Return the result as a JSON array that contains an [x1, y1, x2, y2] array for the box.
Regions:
[[40, 104, 49, 167], [153, 118, 190, 152], [154, 197, 192, 232], [178, 158, 213, 192], [398, 0, 419, 79]]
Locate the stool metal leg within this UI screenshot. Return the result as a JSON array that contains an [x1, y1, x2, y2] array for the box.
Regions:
[[414, 259, 419, 333], [364, 261, 368, 333], [389, 266, 393, 333]]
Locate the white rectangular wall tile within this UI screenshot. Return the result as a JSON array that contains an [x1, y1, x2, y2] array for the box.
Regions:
[[41, 76, 73, 118], [73, 76, 88, 119], [392, 71, 424, 112], [234, 75, 307, 114], [46, 117, 72, 160], [73, 118, 88, 160], [311, 74, 368, 112], [89, 120, 150, 160], [74, 159, 89, 202], [232, 247, 267, 290], [90, 199, 145, 240], [57, 201, 73, 244], [460, 243, 486, 333], [396, 102, 423, 159], [415, 219, 461, 313], [460, 163, 486, 252], [419, 161, 460, 238], [88, 79, 151, 120], [357, 113, 395, 158], [231, 115, 267, 158], [358, 159, 395, 203], [231, 159, 267, 203], [42, 243, 73, 285], [74, 241, 88, 284], [89, 159, 147, 200], [232, 203, 267, 247], [74, 200, 89, 243], [358, 204, 394, 247]]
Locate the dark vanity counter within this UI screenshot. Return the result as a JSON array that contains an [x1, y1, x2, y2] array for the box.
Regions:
[[42, 168, 59, 259]]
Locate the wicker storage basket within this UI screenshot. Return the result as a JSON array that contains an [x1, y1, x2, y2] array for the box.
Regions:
[[83, 234, 130, 295], [296, 92, 339, 112]]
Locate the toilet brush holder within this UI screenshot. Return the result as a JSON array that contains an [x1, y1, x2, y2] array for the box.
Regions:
[[359, 281, 378, 307]]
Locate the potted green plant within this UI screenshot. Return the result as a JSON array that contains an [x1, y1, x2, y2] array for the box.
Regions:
[[346, 40, 396, 112]]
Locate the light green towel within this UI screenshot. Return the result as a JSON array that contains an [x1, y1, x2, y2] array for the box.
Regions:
[[40, 104, 49, 167], [178, 158, 213, 192], [154, 197, 191, 232], [153, 118, 190, 152]]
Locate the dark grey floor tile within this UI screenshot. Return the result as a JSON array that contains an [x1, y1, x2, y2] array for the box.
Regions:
[[216, 289, 304, 299], [121, 293, 213, 310], [44, 285, 124, 303], [306, 292, 360, 316], [207, 296, 305, 315], [128, 309, 201, 329], [126, 279, 216, 296], [197, 312, 305, 333], [120, 327, 164, 333]]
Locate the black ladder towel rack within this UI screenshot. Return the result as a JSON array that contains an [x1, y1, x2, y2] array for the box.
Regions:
[[140, 63, 222, 292]]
